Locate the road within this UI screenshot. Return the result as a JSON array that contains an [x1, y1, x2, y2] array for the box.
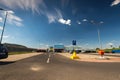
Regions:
[[0, 53, 120, 80]]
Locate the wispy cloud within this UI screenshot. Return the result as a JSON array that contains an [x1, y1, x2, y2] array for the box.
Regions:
[[0, 26, 3, 30], [39, 44, 49, 49], [82, 19, 88, 22], [0, 17, 3, 22], [46, 8, 71, 25], [61, 0, 70, 7], [1, 10, 23, 26], [77, 21, 81, 24], [3, 35, 9, 39], [58, 18, 71, 26], [107, 42, 114, 46], [8, 11, 23, 26], [46, 13, 57, 23], [0, 0, 46, 14], [85, 43, 89, 46], [111, 0, 120, 6], [0, 0, 71, 25], [46, 8, 63, 23], [106, 42, 114, 48], [106, 40, 119, 48], [111, 40, 117, 43]]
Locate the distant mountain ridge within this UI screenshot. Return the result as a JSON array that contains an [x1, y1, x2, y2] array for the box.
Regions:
[[3, 43, 36, 52], [3, 43, 27, 48]]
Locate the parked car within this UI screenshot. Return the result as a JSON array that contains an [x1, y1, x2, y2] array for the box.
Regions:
[[112, 50, 120, 53], [0, 44, 8, 59]]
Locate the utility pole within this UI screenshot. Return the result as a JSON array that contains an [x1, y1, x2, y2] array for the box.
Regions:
[[0, 8, 8, 44]]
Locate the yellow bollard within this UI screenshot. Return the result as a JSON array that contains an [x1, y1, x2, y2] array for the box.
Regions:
[[70, 51, 80, 59]]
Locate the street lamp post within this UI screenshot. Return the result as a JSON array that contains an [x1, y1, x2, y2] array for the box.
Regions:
[[91, 20, 103, 50], [97, 22, 103, 49], [0, 8, 8, 44], [91, 20, 105, 58]]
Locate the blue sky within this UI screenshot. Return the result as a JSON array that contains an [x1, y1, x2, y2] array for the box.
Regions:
[[0, 0, 120, 49]]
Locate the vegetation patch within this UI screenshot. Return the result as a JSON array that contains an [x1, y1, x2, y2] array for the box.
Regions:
[[9, 51, 33, 55]]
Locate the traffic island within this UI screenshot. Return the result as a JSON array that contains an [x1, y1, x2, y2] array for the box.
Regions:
[[96, 57, 110, 60], [96, 50, 110, 60], [70, 51, 80, 59], [59, 53, 120, 62]]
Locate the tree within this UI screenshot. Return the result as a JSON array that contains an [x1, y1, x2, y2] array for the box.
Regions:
[[96, 48, 100, 51]]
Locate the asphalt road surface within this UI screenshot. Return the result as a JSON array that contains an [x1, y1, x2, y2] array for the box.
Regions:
[[0, 53, 120, 80]]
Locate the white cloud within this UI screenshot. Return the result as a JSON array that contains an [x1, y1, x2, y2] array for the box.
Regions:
[[58, 19, 66, 24], [111, 40, 117, 43], [0, 17, 3, 22], [107, 42, 114, 46], [82, 19, 87, 22], [58, 18, 71, 26], [59, 43, 63, 45], [7, 10, 14, 14], [0, 26, 3, 30], [106, 40, 120, 48], [46, 8, 63, 23], [40, 44, 44, 45], [46, 13, 57, 23], [111, 0, 120, 6], [45, 45, 49, 47], [8, 11, 23, 26], [0, 0, 46, 14], [0, 0, 70, 25], [77, 21, 81, 24], [39, 44, 49, 49], [46, 9, 72, 25], [1, 10, 23, 26], [3, 35, 9, 39], [66, 20, 71, 25], [106, 42, 114, 48]]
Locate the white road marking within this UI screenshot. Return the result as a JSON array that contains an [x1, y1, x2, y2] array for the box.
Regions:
[[30, 66, 41, 71], [49, 54, 51, 58], [46, 53, 53, 63], [47, 58, 50, 63]]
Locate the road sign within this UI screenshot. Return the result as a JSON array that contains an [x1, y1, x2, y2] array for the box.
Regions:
[[72, 40, 76, 45]]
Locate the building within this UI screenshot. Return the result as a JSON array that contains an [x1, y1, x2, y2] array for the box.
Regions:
[[54, 45, 65, 52]]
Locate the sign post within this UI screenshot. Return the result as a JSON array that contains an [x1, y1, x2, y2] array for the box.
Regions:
[[70, 40, 79, 59], [72, 40, 76, 51]]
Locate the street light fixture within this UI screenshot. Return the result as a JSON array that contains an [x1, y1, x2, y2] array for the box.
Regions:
[[0, 8, 8, 44]]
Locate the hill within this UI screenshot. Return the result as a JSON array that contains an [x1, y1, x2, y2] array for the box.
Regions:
[[3, 43, 36, 52]]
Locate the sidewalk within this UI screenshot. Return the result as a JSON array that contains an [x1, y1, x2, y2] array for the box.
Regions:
[[0, 53, 42, 62], [59, 53, 120, 62]]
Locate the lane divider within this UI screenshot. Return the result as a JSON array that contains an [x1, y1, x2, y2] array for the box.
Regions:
[[47, 54, 51, 63], [49, 54, 51, 58], [47, 58, 50, 63]]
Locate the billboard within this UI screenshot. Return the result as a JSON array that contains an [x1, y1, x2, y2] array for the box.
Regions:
[[54, 45, 64, 49]]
